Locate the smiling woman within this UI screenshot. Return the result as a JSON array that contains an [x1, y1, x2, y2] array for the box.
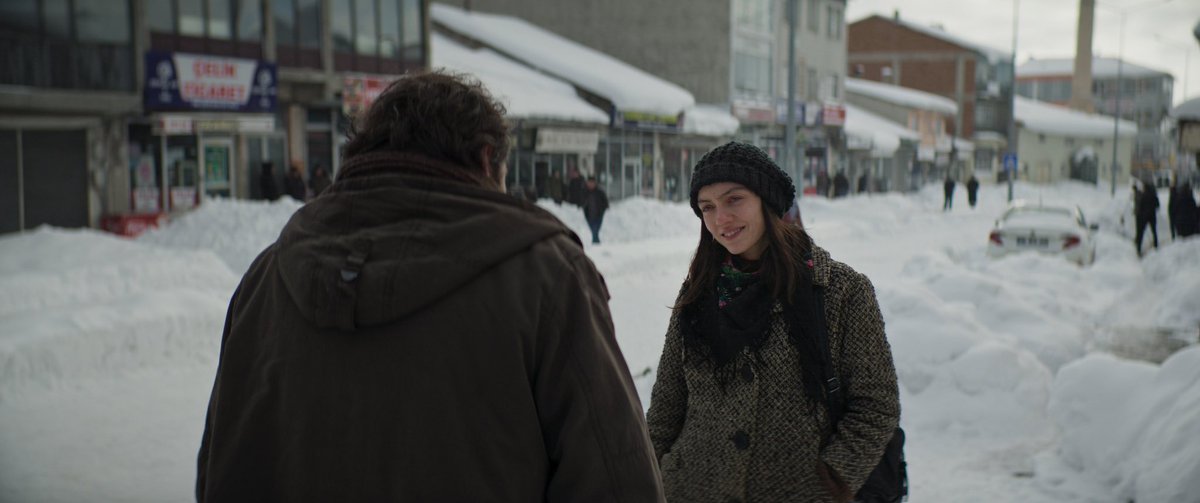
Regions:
[[646, 142, 902, 503]]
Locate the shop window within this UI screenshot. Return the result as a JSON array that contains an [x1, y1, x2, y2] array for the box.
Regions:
[[0, 0, 133, 91], [333, 0, 424, 74], [151, 0, 263, 60]]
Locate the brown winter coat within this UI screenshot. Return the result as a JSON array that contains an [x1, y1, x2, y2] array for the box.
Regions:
[[646, 245, 900, 502], [196, 153, 664, 502]]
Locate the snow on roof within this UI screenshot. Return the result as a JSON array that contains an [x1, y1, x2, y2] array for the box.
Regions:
[[430, 33, 609, 124], [1017, 57, 1170, 79], [885, 16, 1010, 64], [844, 103, 920, 156], [1015, 96, 1136, 138], [431, 3, 694, 116], [1171, 96, 1200, 120], [846, 78, 958, 115], [682, 104, 739, 136]]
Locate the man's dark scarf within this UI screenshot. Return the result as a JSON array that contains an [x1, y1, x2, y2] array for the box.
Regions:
[[680, 255, 828, 403]]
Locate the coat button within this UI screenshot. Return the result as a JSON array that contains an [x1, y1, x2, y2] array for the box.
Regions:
[[740, 364, 754, 383], [731, 430, 749, 450]]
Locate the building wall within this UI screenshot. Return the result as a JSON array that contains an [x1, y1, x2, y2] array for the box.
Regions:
[[440, 0, 733, 104], [848, 15, 1008, 142], [1018, 128, 1133, 186], [1017, 69, 1173, 170]]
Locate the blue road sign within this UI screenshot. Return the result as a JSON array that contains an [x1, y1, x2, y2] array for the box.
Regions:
[[1003, 153, 1018, 172]]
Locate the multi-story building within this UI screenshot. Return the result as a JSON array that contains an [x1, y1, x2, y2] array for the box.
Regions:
[[847, 13, 1014, 179], [1016, 57, 1173, 176], [434, 0, 849, 192], [1, 0, 427, 234]]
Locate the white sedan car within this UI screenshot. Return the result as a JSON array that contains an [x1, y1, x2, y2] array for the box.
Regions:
[[987, 202, 1098, 265]]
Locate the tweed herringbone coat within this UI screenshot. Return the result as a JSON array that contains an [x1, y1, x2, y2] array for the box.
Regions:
[[646, 245, 900, 503]]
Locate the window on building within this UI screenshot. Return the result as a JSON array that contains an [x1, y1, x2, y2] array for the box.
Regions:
[[149, 0, 263, 58], [333, 0, 425, 73], [297, 0, 321, 49], [0, 0, 134, 91], [807, 0, 819, 33], [734, 50, 772, 98], [830, 74, 839, 99], [807, 68, 818, 101], [827, 5, 842, 40], [273, 0, 320, 67], [734, 0, 772, 33]]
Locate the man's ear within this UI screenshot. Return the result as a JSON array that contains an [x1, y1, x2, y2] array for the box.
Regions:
[[479, 146, 495, 177]]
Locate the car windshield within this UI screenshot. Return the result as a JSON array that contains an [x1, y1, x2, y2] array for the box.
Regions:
[[1004, 207, 1077, 228]]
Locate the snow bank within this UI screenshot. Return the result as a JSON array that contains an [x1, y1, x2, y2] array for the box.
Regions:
[[0, 228, 236, 401], [1017, 96, 1137, 139], [538, 197, 700, 245], [1038, 347, 1200, 502], [138, 197, 302, 275]]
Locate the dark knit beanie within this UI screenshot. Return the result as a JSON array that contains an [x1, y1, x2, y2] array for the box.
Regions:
[[689, 142, 795, 217]]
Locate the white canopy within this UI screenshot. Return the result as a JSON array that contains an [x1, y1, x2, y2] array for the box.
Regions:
[[844, 103, 920, 157], [430, 33, 609, 124], [847, 78, 958, 115], [1015, 96, 1137, 138], [432, 3, 695, 116]]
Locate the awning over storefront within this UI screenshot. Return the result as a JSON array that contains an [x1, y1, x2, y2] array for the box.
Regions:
[[431, 33, 609, 125], [432, 3, 723, 130], [844, 104, 918, 157]]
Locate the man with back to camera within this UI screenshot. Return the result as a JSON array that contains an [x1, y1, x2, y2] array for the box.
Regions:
[[195, 71, 664, 502]]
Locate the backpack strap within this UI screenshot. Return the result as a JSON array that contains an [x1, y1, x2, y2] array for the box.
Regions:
[[813, 287, 847, 424]]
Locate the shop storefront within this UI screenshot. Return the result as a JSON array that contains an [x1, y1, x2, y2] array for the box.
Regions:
[[116, 51, 279, 233]]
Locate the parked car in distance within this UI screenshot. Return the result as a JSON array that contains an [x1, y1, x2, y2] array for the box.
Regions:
[[987, 202, 1098, 265]]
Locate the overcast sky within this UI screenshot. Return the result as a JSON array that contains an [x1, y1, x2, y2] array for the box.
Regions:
[[846, 0, 1200, 107]]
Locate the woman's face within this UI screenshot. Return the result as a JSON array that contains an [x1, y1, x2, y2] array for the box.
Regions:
[[697, 182, 768, 260]]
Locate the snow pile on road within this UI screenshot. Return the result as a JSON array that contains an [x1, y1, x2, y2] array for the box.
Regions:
[[139, 197, 302, 275], [0, 227, 236, 401]]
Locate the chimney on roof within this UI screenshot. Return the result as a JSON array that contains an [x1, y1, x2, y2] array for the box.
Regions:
[[1068, 0, 1095, 113], [893, 10, 900, 21]]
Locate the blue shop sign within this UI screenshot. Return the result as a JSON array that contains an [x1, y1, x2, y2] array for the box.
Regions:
[[144, 51, 276, 112]]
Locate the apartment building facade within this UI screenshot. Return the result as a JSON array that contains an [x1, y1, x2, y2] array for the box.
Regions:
[[1016, 57, 1173, 175], [1, 0, 427, 234], [847, 13, 1014, 178]]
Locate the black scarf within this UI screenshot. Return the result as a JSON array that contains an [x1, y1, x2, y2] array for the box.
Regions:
[[681, 259, 828, 402]]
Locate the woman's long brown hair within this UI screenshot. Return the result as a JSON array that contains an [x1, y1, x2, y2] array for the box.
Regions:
[[674, 204, 813, 310]]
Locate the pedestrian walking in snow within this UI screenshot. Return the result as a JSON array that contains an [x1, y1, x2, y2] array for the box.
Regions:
[[582, 176, 609, 244], [1134, 180, 1160, 257], [857, 173, 869, 194], [966, 175, 980, 209], [833, 171, 850, 198], [1167, 179, 1180, 240], [1174, 182, 1199, 238], [196, 71, 664, 502], [308, 164, 332, 197], [566, 166, 584, 206], [259, 161, 280, 201], [646, 142, 901, 503], [943, 175, 956, 211], [547, 169, 564, 205], [284, 160, 307, 201]]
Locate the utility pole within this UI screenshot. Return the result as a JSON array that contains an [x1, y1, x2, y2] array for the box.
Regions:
[[785, 0, 799, 197], [1007, 0, 1019, 202], [1111, 16, 1125, 197]]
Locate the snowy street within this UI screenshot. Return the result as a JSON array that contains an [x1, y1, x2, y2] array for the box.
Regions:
[[2, 181, 1198, 502]]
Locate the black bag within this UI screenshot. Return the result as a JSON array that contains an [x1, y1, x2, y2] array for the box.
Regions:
[[814, 288, 908, 503]]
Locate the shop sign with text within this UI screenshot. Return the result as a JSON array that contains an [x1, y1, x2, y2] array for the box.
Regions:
[[144, 51, 277, 112]]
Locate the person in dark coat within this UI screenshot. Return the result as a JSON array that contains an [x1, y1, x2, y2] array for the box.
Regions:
[[259, 161, 280, 201], [546, 170, 564, 205], [833, 171, 850, 198], [1134, 180, 1160, 257], [308, 164, 332, 197], [647, 142, 900, 502], [566, 166, 585, 206], [284, 160, 307, 201], [943, 175, 956, 211], [966, 175, 980, 209], [1174, 182, 1199, 238], [581, 176, 609, 244], [857, 173, 868, 194], [196, 71, 664, 503]]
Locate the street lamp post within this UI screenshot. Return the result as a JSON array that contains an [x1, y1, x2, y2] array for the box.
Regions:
[[1007, 0, 1019, 202], [1110, 14, 1125, 197], [785, 0, 799, 197]]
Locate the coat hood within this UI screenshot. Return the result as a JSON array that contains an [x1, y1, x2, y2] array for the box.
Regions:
[[273, 152, 579, 331]]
